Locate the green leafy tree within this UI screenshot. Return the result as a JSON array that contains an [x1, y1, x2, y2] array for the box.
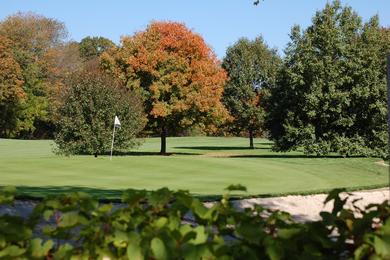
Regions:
[[54, 67, 146, 156], [222, 37, 280, 148], [79, 36, 115, 60], [266, 0, 390, 157]]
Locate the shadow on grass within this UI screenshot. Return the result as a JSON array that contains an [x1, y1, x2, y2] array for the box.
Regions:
[[254, 142, 273, 146], [230, 154, 366, 159], [175, 146, 268, 151], [74, 151, 200, 157], [12, 185, 224, 202], [14, 186, 124, 202], [10, 183, 387, 203], [111, 151, 199, 156]]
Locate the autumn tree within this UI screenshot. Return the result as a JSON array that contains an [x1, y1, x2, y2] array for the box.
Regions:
[[102, 21, 228, 154], [79, 36, 115, 61], [222, 37, 280, 148], [0, 36, 25, 137], [54, 66, 146, 156], [43, 41, 85, 132], [0, 12, 68, 138], [266, 1, 390, 157]]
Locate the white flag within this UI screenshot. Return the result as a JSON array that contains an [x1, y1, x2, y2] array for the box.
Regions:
[[114, 116, 121, 127]]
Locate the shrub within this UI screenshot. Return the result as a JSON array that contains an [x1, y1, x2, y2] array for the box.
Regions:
[[0, 186, 389, 259], [54, 68, 146, 156]]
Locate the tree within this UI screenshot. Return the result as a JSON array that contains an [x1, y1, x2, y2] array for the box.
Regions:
[[101, 21, 228, 154], [0, 35, 25, 137], [79, 36, 115, 60], [266, 0, 390, 157], [44, 41, 84, 124], [54, 66, 146, 156], [0, 12, 68, 138], [222, 37, 280, 148]]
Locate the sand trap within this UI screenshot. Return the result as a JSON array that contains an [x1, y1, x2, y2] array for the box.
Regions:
[[232, 188, 389, 222], [375, 160, 389, 167]]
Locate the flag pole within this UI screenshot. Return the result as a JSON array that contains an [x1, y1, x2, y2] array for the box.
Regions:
[[110, 123, 116, 161]]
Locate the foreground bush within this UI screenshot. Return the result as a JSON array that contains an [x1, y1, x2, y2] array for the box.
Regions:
[[0, 186, 389, 259], [54, 67, 146, 156]]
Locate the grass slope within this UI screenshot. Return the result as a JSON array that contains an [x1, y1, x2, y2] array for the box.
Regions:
[[0, 137, 387, 199]]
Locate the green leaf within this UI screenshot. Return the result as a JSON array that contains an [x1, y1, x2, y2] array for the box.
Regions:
[[264, 237, 284, 260], [112, 230, 129, 248], [127, 243, 144, 260], [58, 211, 87, 228], [153, 217, 168, 229], [30, 238, 54, 258], [0, 186, 16, 204], [0, 215, 32, 241], [97, 203, 113, 214], [0, 245, 26, 258], [43, 209, 54, 221], [354, 244, 371, 260], [189, 226, 208, 245], [277, 227, 302, 239], [236, 222, 264, 243], [324, 188, 345, 205], [183, 244, 213, 260], [151, 237, 168, 260], [191, 199, 219, 221], [122, 189, 146, 206], [53, 243, 73, 259], [148, 188, 172, 209], [372, 235, 390, 258]]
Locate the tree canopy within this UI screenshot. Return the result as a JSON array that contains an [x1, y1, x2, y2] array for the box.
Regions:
[[79, 36, 115, 61], [266, 0, 390, 157], [0, 12, 69, 138], [222, 37, 281, 148], [54, 66, 146, 156], [0, 35, 25, 137], [101, 21, 228, 154]]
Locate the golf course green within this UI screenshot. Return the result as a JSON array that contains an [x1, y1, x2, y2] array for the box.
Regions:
[[0, 137, 387, 199]]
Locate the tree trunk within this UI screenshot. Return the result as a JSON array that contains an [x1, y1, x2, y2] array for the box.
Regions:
[[249, 130, 254, 149], [160, 125, 167, 154]]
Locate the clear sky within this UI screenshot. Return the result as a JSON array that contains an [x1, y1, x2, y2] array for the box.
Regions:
[[1, 0, 389, 59]]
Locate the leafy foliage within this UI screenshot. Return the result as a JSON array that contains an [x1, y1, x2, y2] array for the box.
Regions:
[[222, 37, 281, 148], [101, 21, 229, 153], [0, 35, 25, 137], [54, 67, 146, 156], [79, 36, 115, 61], [266, 1, 390, 157], [0, 12, 69, 138], [0, 186, 389, 259]]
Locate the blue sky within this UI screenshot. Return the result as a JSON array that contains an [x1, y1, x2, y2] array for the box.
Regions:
[[1, 0, 389, 58]]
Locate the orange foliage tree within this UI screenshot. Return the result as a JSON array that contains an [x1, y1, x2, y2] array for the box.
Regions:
[[0, 35, 25, 137], [0, 12, 68, 138], [102, 21, 228, 154]]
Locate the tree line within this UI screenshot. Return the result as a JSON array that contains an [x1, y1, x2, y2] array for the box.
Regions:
[[0, 0, 389, 157]]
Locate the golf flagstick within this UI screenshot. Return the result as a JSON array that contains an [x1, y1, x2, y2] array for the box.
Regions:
[[110, 116, 121, 160]]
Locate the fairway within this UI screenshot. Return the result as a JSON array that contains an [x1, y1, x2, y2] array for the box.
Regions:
[[0, 137, 387, 199]]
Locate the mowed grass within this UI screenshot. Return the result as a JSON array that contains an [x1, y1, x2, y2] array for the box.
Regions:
[[0, 137, 388, 199]]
